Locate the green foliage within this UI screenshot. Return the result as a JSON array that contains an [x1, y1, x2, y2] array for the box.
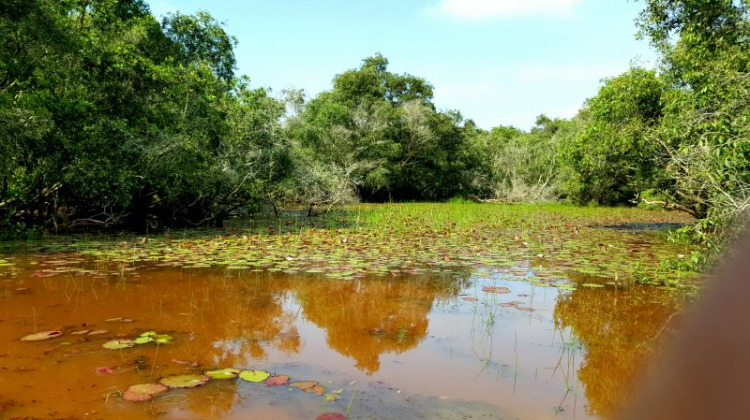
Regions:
[[560, 68, 667, 205], [468, 116, 570, 202], [0, 0, 291, 230], [288, 54, 476, 204]]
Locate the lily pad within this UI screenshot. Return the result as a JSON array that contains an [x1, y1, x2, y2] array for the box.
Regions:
[[123, 383, 168, 402], [21, 331, 63, 342], [133, 336, 154, 345], [265, 375, 290, 386], [135, 331, 173, 345], [316, 413, 345, 420], [205, 368, 241, 379], [88, 330, 109, 335], [289, 380, 318, 391], [482, 286, 511, 294], [160, 374, 209, 389], [102, 339, 136, 350], [324, 393, 339, 402], [239, 370, 271, 383], [582, 283, 606, 288]]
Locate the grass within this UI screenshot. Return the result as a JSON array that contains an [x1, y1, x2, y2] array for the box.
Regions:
[[0, 202, 698, 288]]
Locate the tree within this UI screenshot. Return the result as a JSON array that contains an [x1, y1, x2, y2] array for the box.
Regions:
[[560, 68, 667, 205]]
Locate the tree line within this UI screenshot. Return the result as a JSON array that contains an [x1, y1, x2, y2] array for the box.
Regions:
[[2, 0, 748, 257]]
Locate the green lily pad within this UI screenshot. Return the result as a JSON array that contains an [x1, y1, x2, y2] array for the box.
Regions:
[[103, 339, 136, 350], [239, 370, 271, 383], [159, 374, 210, 389], [582, 283, 606, 288], [136, 331, 173, 345], [205, 368, 241, 379], [21, 331, 63, 341], [123, 383, 168, 402], [134, 336, 154, 345]]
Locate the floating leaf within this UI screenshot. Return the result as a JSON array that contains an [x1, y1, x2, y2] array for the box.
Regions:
[[21, 331, 63, 342], [482, 286, 511, 294], [239, 370, 271, 383], [133, 336, 154, 345], [159, 375, 210, 389], [102, 339, 136, 350], [265, 375, 290, 386], [462, 297, 479, 302], [205, 368, 240, 379], [95, 367, 115, 375], [88, 329, 109, 336], [324, 393, 338, 402], [123, 383, 168, 402], [71, 330, 90, 335], [289, 381, 318, 391], [582, 283, 605, 288], [316, 413, 345, 420]]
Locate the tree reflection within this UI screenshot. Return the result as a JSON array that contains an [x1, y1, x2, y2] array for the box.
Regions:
[[296, 275, 465, 374], [553, 281, 681, 418]]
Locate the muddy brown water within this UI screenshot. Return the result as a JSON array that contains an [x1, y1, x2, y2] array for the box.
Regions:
[[0, 256, 681, 420]]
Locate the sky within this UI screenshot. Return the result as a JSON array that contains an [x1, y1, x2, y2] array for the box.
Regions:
[[146, 0, 657, 130]]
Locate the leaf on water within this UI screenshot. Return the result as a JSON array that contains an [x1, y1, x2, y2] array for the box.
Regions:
[[205, 368, 241, 379], [71, 330, 90, 335], [462, 297, 479, 302], [324, 393, 338, 402], [265, 375, 290, 386], [172, 359, 200, 367], [239, 370, 271, 383], [482, 286, 511, 294], [316, 413, 345, 420], [289, 381, 318, 391], [88, 330, 109, 336], [582, 283, 605, 288], [102, 339, 136, 350], [312, 384, 326, 395], [134, 336, 154, 345], [95, 367, 115, 375], [21, 331, 63, 342], [159, 374, 210, 389], [515, 307, 535, 312], [499, 303, 518, 308], [123, 383, 168, 402]]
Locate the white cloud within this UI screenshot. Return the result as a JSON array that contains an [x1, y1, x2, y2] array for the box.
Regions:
[[431, 0, 584, 20]]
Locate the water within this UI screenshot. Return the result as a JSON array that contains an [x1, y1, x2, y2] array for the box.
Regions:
[[0, 257, 681, 420]]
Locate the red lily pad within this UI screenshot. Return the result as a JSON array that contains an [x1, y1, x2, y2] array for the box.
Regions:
[[123, 383, 168, 402], [21, 331, 63, 342], [316, 414, 346, 420], [265, 375, 290, 386]]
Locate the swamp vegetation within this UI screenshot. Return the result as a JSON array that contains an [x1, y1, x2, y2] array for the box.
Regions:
[[0, 204, 693, 419], [1, 0, 748, 419]]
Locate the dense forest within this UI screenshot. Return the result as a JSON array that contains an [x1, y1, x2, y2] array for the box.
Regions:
[[1, 0, 749, 260]]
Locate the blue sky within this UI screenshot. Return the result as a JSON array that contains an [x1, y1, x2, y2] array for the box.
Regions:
[[147, 0, 656, 130]]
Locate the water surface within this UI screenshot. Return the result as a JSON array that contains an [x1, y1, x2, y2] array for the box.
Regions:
[[0, 255, 681, 420]]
